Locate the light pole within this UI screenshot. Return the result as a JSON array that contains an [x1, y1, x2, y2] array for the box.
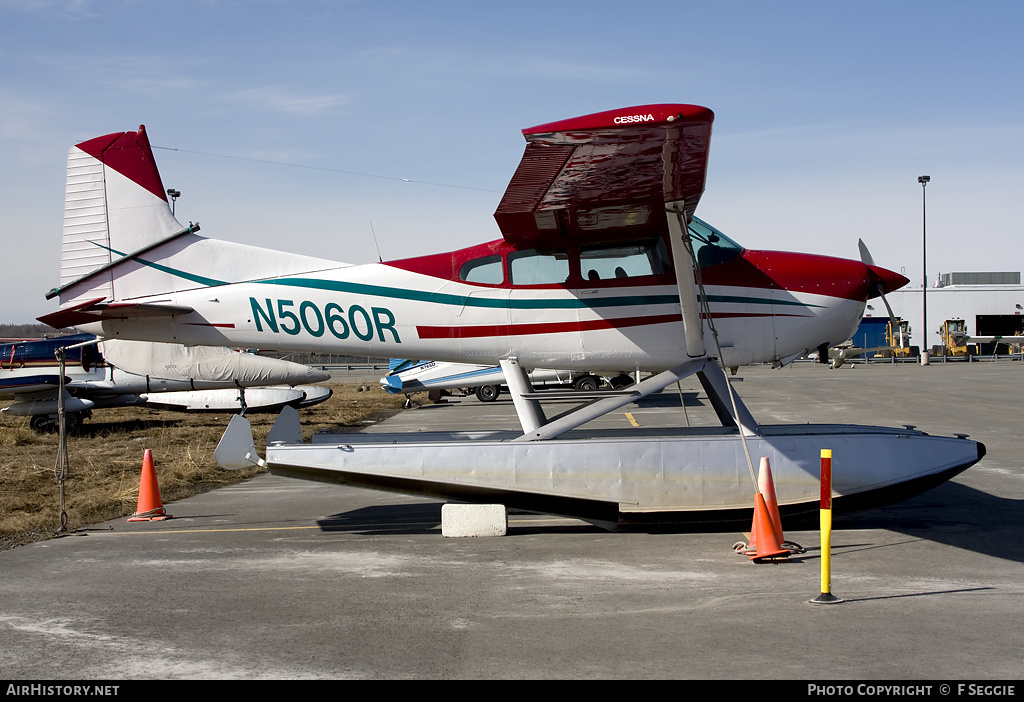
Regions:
[[918, 175, 930, 365]]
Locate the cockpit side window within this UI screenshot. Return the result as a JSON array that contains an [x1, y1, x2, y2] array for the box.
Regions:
[[458, 255, 504, 285], [688, 217, 743, 269], [508, 249, 570, 286], [580, 239, 668, 281]]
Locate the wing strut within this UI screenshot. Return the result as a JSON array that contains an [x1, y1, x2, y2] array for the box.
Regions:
[[501, 196, 763, 443], [499, 358, 547, 433], [667, 203, 760, 490], [666, 200, 707, 359], [509, 358, 757, 442]]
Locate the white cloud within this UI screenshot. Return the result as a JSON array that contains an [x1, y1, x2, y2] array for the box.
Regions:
[[227, 86, 352, 116]]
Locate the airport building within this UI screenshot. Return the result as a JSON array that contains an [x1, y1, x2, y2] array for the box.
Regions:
[[867, 271, 1024, 355]]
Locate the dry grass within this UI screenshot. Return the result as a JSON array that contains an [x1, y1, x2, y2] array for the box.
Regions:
[[0, 382, 412, 551]]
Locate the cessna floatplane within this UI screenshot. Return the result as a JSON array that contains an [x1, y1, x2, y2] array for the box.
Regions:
[[39, 104, 984, 527]]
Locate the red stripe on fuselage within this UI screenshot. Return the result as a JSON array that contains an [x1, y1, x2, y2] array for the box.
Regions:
[[416, 310, 816, 340], [414, 310, 804, 340], [417, 314, 684, 339]]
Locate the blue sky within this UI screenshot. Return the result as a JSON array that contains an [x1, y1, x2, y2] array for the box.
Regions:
[[2, 0, 1022, 324]]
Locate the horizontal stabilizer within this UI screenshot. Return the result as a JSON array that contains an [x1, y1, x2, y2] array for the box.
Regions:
[[38, 298, 193, 330]]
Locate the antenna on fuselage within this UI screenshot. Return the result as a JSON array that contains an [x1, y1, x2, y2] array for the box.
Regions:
[[370, 220, 383, 263]]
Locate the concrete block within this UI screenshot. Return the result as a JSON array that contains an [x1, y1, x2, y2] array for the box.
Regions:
[[441, 503, 507, 537]]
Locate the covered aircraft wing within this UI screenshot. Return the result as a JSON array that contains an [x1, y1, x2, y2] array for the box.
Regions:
[[493, 104, 714, 246], [98, 338, 330, 386], [140, 385, 332, 412]]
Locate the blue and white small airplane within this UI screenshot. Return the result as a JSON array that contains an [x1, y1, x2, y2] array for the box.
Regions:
[[381, 358, 611, 403], [0, 333, 331, 431], [38, 104, 984, 526]]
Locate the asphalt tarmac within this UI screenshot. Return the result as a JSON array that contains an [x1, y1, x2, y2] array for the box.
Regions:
[[2, 360, 1022, 681]]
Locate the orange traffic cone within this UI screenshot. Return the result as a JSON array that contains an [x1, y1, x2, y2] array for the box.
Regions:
[[127, 449, 171, 522], [749, 493, 789, 562], [747, 457, 784, 551]]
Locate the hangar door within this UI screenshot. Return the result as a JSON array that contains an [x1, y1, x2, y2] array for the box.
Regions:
[[976, 315, 1024, 353]]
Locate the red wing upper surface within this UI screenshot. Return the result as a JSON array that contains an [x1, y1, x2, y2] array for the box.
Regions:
[[493, 104, 714, 246]]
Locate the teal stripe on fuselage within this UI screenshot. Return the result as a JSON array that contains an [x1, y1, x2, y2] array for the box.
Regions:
[[708, 294, 819, 308], [263, 277, 683, 310], [265, 278, 821, 311]]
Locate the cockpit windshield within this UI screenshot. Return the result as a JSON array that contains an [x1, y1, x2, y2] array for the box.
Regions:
[[688, 217, 743, 268]]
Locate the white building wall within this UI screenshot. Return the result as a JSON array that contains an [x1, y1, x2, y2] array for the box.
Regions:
[[879, 285, 1024, 352]]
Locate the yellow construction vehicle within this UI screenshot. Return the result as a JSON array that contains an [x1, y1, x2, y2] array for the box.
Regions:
[[880, 317, 914, 358], [938, 319, 976, 357]]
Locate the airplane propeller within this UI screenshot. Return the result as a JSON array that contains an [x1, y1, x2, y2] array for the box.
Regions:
[[858, 239, 906, 351]]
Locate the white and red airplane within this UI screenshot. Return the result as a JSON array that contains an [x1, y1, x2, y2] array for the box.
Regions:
[[40, 105, 905, 370], [39, 104, 984, 527]]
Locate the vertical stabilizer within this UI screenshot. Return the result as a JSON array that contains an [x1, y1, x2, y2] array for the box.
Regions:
[[44, 125, 345, 324], [57, 126, 185, 305]]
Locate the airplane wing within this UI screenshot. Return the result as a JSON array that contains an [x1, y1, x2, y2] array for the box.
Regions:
[[493, 104, 714, 245], [966, 335, 1024, 344], [1, 333, 330, 426], [98, 338, 329, 386], [829, 345, 895, 368], [140, 385, 332, 412]]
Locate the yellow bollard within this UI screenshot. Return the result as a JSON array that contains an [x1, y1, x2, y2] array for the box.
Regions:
[[810, 449, 843, 604]]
